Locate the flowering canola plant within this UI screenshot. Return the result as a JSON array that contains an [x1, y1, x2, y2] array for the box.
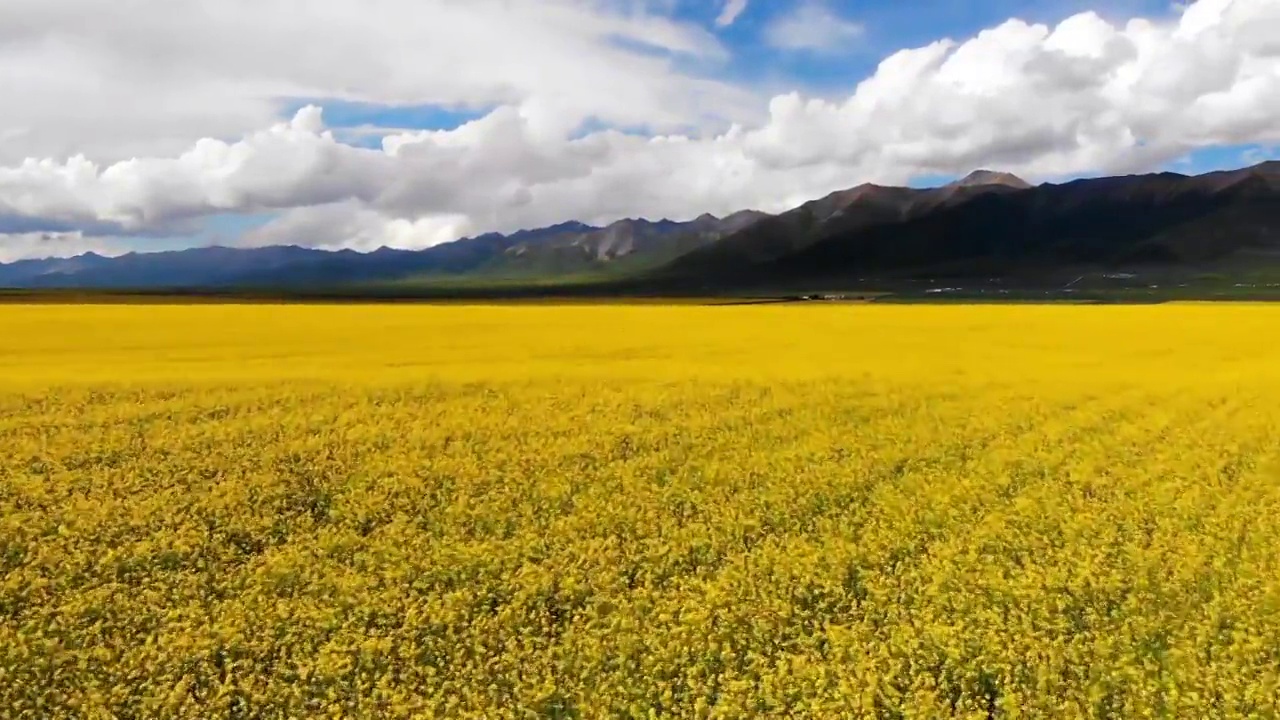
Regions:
[[2, 303, 1280, 718]]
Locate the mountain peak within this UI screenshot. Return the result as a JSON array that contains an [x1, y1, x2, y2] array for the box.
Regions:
[[1251, 160, 1280, 175], [950, 169, 1032, 190], [546, 220, 594, 232]]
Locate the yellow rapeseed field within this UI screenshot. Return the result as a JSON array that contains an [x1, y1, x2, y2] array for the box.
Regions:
[[3, 302, 1280, 718]]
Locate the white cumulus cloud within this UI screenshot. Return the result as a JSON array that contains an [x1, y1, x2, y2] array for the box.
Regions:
[[1, 0, 1279, 258], [764, 1, 866, 53], [0, 0, 749, 165]]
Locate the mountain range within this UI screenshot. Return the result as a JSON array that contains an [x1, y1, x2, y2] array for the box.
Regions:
[[2, 161, 1278, 292], [0, 212, 767, 289]]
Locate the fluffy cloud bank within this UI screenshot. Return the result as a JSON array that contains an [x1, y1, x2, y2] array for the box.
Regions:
[[2, 0, 1279, 256], [0, 0, 745, 165]]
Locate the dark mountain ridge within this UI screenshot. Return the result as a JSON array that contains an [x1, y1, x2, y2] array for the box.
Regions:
[[2, 161, 1278, 291], [661, 171, 1035, 278], [654, 161, 1280, 288], [0, 212, 766, 289]]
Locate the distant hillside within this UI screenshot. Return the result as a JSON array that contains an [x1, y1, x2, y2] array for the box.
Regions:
[[0, 213, 766, 289], [653, 162, 1280, 288], [3, 162, 1279, 293], [466, 210, 768, 279], [662, 170, 1034, 279]]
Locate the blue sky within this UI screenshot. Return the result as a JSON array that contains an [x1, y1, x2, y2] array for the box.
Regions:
[[267, 1, 1170, 129], [275, 0, 1227, 180], [708, 0, 1173, 92], [1, 0, 1278, 259], [290, 0, 1180, 137]]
